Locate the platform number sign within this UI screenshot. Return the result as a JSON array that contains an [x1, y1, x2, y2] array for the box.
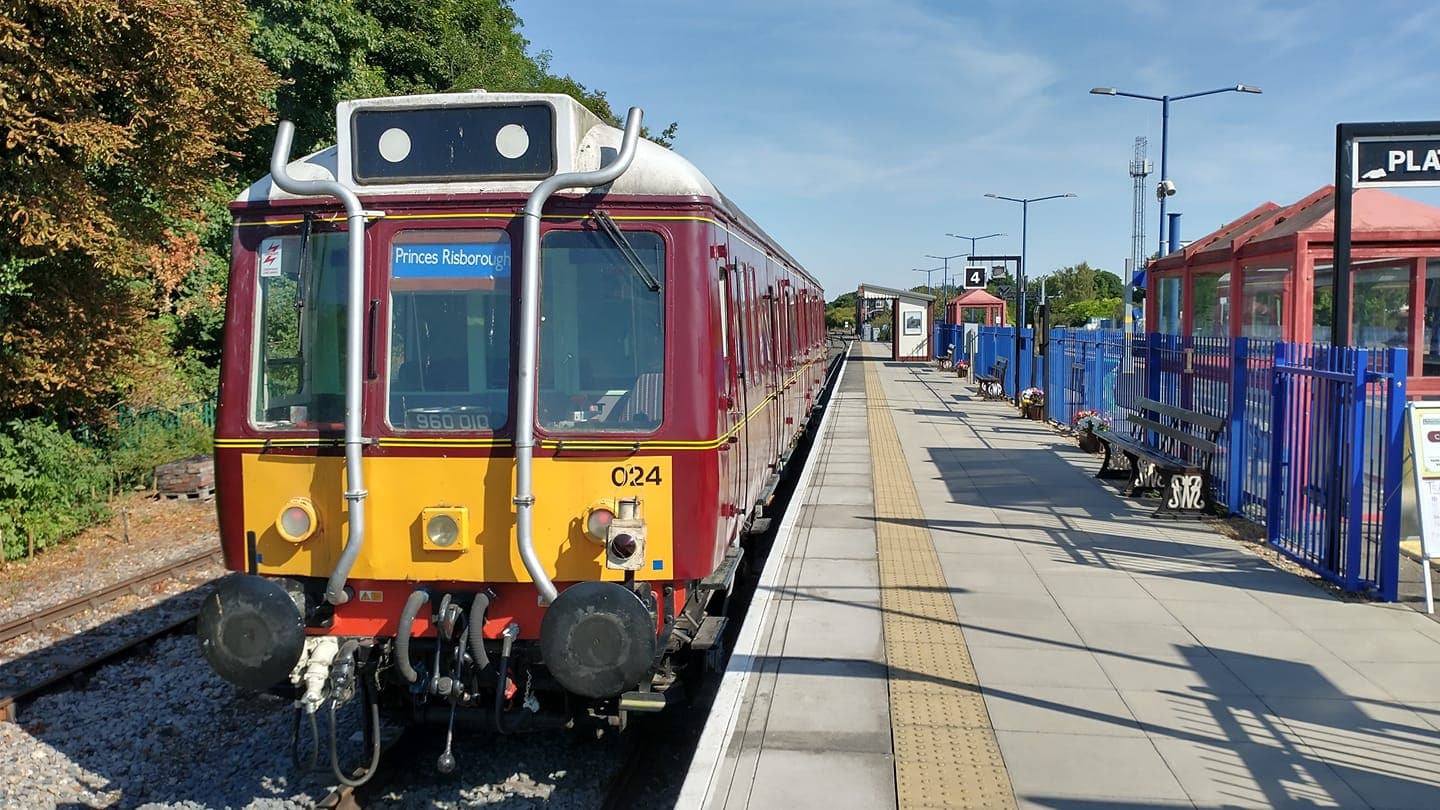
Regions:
[[963, 267, 986, 289]]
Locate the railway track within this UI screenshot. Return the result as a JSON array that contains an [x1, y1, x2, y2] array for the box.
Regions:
[[0, 548, 224, 722]]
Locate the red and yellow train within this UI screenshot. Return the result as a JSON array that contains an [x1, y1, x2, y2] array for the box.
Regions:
[[198, 91, 827, 779]]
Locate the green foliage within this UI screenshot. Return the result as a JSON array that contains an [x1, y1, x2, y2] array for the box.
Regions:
[[825, 292, 858, 330], [1057, 298, 1123, 327], [0, 420, 111, 562], [107, 404, 216, 491], [0, 0, 276, 422], [1095, 270, 1123, 300], [242, 0, 677, 173]]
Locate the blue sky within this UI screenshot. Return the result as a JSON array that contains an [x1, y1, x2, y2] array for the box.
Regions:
[[514, 0, 1440, 300]]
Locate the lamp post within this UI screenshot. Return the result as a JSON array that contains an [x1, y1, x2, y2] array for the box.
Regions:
[[912, 265, 943, 297], [984, 193, 1075, 404], [1090, 84, 1261, 256], [924, 253, 965, 323], [945, 234, 1005, 327], [945, 232, 1006, 260]]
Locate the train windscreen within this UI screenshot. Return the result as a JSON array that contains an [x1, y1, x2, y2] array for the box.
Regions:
[[538, 228, 665, 433], [386, 229, 512, 431], [250, 229, 349, 427]]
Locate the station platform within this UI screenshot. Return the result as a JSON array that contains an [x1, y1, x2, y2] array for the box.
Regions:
[[679, 340, 1440, 809]]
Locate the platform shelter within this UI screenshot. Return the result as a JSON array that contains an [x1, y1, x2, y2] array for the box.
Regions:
[[947, 288, 1007, 327], [855, 283, 935, 362], [1145, 185, 1440, 396]]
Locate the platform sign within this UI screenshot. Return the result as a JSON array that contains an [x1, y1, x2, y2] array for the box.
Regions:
[[994, 284, 1014, 301], [1405, 402, 1440, 612], [1353, 136, 1440, 187], [963, 267, 986, 289]]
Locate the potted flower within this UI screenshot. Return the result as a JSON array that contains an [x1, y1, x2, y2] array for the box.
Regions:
[[954, 358, 970, 379], [1072, 409, 1111, 452], [1020, 387, 1045, 420]]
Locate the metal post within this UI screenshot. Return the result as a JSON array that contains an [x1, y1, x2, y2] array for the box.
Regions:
[[1334, 129, 1354, 348], [984, 195, 1074, 403], [926, 253, 965, 324], [1159, 95, 1170, 255], [1011, 255, 1024, 404], [1017, 204, 1027, 405]]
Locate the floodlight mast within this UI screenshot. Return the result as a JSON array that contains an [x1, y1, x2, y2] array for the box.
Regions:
[[1089, 84, 1262, 254]]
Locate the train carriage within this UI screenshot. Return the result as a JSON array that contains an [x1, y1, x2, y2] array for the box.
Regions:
[[198, 91, 826, 780]]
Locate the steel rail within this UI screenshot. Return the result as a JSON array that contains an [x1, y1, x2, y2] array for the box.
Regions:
[[0, 549, 222, 646]]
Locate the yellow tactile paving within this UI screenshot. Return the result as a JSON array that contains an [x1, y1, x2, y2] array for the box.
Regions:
[[865, 360, 1018, 810]]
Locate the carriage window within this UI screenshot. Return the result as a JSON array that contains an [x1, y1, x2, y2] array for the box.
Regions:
[[538, 228, 665, 433], [387, 230, 511, 431], [250, 229, 348, 427]]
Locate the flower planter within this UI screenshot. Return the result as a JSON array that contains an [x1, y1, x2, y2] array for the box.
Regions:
[[1025, 404, 1044, 420], [1078, 431, 1101, 453]]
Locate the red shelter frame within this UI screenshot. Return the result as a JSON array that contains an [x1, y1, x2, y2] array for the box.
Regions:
[[1144, 185, 1440, 397]]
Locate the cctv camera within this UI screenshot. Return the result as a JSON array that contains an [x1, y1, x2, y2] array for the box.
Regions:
[[1156, 179, 1176, 199]]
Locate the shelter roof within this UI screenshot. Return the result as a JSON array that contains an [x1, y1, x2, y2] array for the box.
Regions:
[[1245, 186, 1440, 250], [1151, 185, 1440, 273], [953, 288, 1004, 305], [1150, 202, 1281, 271], [858, 283, 935, 302]]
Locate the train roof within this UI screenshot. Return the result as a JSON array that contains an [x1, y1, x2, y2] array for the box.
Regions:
[[237, 91, 812, 278]]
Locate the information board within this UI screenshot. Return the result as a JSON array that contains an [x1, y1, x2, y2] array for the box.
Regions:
[[1404, 402, 1440, 612]]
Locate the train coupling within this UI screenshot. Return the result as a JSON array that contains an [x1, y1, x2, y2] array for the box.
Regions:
[[294, 637, 339, 714]]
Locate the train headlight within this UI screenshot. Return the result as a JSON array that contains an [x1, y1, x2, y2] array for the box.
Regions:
[[276, 498, 318, 544], [421, 506, 469, 552], [584, 501, 616, 544]]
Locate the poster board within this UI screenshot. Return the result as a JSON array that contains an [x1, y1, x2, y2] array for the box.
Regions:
[[1405, 402, 1440, 612]]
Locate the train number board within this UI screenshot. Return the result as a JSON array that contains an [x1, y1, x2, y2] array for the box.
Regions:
[[1354, 135, 1440, 188]]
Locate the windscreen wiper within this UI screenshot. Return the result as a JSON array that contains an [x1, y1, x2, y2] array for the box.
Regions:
[[294, 211, 314, 360], [593, 210, 660, 292]]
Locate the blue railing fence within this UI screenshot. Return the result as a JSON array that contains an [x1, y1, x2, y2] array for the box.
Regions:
[[931, 321, 1406, 600]]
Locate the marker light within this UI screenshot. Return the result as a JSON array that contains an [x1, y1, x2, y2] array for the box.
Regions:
[[421, 506, 469, 552], [609, 533, 638, 560], [276, 498, 317, 543], [585, 502, 616, 543]]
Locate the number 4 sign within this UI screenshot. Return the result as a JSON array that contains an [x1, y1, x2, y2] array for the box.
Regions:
[[963, 267, 986, 289]]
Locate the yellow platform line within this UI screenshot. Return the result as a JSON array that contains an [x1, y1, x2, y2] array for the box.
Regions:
[[865, 360, 1017, 809]]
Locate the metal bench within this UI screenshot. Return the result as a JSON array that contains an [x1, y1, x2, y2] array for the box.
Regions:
[[1096, 396, 1225, 518], [974, 357, 1008, 400]]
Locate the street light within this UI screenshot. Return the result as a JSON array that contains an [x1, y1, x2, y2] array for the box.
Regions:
[[924, 253, 965, 322], [945, 232, 1006, 259], [912, 265, 944, 306], [1089, 84, 1262, 256], [984, 193, 1076, 403]]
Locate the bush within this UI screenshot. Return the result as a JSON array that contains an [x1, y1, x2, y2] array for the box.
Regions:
[[107, 403, 214, 490], [0, 419, 112, 561]]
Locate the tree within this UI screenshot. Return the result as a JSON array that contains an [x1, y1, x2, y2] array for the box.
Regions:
[[0, 0, 278, 421], [825, 291, 857, 331], [242, 0, 675, 174]]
